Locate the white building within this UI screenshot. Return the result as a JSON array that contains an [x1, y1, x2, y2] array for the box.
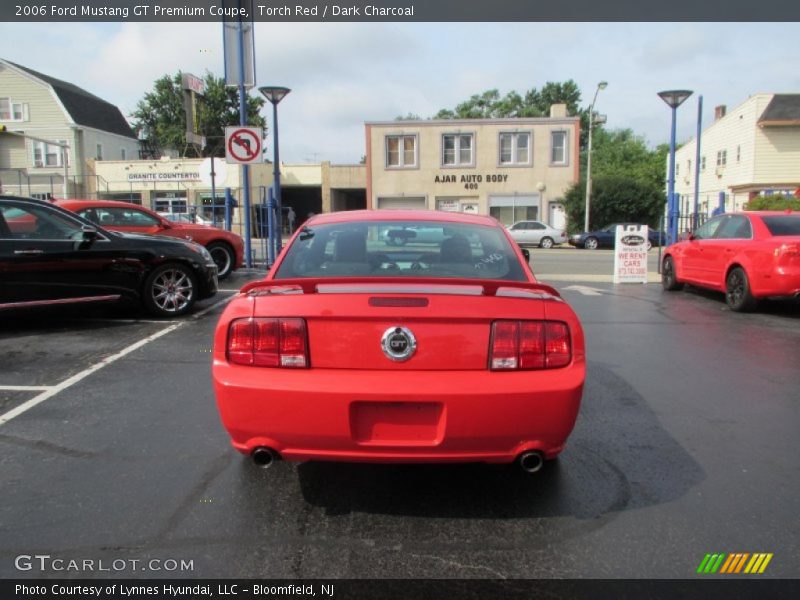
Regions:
[[672, 94, 800, 215]]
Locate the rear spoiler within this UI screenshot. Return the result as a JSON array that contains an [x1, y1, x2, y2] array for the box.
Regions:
[[240, 277, 562, 299]]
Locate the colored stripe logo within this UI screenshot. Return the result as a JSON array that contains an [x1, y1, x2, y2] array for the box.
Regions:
[[697, 553, 773, 574]]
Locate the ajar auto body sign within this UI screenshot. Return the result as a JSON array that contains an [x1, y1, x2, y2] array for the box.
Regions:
[[613, 224, 649, 284], [434, 173, 509, 190]]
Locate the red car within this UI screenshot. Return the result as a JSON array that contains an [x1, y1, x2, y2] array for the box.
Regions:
[[212, 210, 585, 473], [662, 211, 800, 311], [55, 200, 244, 279]]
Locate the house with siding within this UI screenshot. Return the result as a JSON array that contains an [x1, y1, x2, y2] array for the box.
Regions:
[[0, 58, 139, 199], [672, 93, 800, 215]]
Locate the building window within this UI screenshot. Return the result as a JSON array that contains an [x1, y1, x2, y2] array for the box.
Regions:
[[121, 148, 127, 160], [32, 140, 69, 168], [716, 150, 727, 167], [442, 134, 474, 167], [499, 132, 531, 165], [96, 143, 104, 160], [0, 98, 28, 121], [550, 131, 568, 165], [687, 159, 692, 173], [385, 135, 417, 168], [736, 145, 741, 162], [701, 156, 706, 171], [676, 163, 679, 176]]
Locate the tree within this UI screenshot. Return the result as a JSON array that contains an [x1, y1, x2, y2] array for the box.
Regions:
[[131, 71, 266, 158], [557, 128, 669, 233], [563, 175, 665, 234], [434, 81, 583, 121], [395, 112, 422, 121]]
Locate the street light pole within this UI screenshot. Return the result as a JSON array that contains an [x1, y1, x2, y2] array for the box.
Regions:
[[584, 81, 607, 233], [259, 86, 291, 258], [658, 90, 693, 245]]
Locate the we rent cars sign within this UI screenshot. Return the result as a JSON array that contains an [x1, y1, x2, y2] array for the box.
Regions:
[[613, 224, 649, 284]]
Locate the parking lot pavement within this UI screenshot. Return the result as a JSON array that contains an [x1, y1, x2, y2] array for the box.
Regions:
[[0, 269, 264, 423], [0, 268, 798, 579]]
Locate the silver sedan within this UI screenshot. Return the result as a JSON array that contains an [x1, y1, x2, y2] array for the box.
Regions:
[[507, 220, 567, 249]]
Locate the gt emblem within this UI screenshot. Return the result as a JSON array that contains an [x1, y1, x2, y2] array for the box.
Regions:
[[381, 326, 417, 362]]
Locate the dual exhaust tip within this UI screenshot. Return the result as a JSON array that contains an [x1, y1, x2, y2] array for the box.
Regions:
[[251, 447, 544, 473], [517, 451, 544, 473], [251, 447, 280, 468]]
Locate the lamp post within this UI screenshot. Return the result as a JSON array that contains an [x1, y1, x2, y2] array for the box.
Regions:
[[584, 81, 607, 233], [259, 86, 291, 256], [658, 89, 693, 245]]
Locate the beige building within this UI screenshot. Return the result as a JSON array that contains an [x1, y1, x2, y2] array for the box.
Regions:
[[0, 58, 140, 199], [673, 94, 800, 215], [87, 157, 366, 234], [365, 105, 580, 228]]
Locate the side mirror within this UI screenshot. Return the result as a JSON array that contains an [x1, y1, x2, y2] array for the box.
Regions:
[[82, 225, 98, 242], [521, 248, 531, 262], [687, 232, 696, 241], [76, 225, 98, 249], [160, 219, 173, 229]]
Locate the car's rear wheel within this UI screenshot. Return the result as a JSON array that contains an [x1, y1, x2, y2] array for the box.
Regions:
[[207, 241, 234, 280], [143, 263, 197, 317], [539, 237, 554, 249], [646, 240, 653, 251], [662, 256, 683, 291], [584, 237, 598, 250], [726, 267, 758, 312]]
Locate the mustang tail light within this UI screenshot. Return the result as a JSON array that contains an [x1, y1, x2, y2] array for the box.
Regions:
[[490, 320, 571, 370], [227, 318, 308, 368], [775, 243, 799, 258]]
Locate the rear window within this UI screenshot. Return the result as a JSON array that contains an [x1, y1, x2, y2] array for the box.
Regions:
[[761, 215, 800, 236], [275, 220, 527, 281]]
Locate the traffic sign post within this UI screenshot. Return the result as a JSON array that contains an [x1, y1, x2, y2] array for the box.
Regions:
[[225, 127, 263, 164], [225, 126, 262, 269]]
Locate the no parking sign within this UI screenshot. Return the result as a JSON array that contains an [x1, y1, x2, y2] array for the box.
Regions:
[[225, 126, 264, 164]]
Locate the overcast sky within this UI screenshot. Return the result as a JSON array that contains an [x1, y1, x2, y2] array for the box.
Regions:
[[2, 21, 798, 164]]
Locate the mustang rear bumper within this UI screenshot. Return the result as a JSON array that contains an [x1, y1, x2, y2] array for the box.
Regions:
[[212, 362, 585, 464]]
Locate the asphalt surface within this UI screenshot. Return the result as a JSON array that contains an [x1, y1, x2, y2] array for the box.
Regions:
[[0, 260, 798, 579]]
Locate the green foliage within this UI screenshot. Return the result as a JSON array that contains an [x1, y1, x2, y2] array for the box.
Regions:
[[744, 195, 800, 211], [434, 80, 583, 120], [131, 71, 266, 157], [560, 128, 668, 233], [395, 113, 422, 121], [563, 176, 665, 234]]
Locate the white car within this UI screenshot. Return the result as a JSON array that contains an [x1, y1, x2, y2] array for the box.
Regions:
[[507, 220, 567, 248], [158, 212, 214, 226]]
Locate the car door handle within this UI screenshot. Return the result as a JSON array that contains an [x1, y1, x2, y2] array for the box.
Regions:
[[14, 249, 44, 255]]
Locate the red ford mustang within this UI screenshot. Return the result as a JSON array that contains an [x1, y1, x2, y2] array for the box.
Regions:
[[662, 211, 800, 311], [56, 199, 244, 279], [212, 210, 585, 472]]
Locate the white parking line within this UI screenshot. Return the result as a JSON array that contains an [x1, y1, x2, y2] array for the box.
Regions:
[[0, 385, 54, 392], [0, 294, 234, 427]]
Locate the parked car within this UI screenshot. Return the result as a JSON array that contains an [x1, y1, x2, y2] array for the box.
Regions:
[[0, 195, 218, 317], [507, 220, 567, 248], [212, 210, 586, 473], [662, 211, 800, 311], [159, 211, 213, 226], [56, 200, 244, 279], [569, 224, 666, 250]]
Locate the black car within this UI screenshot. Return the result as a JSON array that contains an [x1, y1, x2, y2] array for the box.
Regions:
[[0, 196, 218, 317], [568, 223, 666, 250]]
